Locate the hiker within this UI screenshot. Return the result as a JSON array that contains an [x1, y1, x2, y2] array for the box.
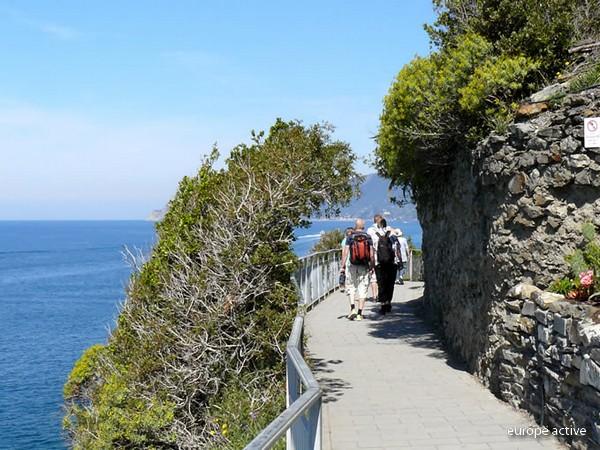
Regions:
[[367, 214, 383, 302], [339, 227, 354, 294], [394, 228, 410, 285], [340, 219, 374, 321], [372, 218, 399, 314]]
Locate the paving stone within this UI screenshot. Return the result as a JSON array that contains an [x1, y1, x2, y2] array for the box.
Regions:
[[306, 283, 564, 450]]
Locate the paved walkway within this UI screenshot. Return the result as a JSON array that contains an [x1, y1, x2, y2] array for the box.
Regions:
[[305, 282, 564, 450]]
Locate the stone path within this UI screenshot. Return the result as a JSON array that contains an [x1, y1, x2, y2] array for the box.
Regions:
[[305, 282, 565, 450]]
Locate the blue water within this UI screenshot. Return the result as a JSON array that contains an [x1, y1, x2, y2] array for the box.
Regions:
[[0, 219, 421, 449], [0, 221, 156, 450]]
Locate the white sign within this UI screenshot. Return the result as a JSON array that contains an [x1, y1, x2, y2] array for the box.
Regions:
[[584, 117, 600, 148]]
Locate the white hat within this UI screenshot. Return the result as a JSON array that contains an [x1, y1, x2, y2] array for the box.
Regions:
[[394, 228, 403, 236]]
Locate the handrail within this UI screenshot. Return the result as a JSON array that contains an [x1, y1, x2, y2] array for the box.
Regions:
[[245, 249, 341, 450], [244, 317, 321, 449]]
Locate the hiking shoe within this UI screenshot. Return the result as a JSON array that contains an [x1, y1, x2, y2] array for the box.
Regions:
[[355, 314, 363, 321], [379, 306, 386, 315], [385, 303, 392, 313], [347, 312, 357, 320]]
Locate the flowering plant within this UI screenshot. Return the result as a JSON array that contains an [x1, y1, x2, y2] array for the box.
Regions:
[[550, 223, 600, 302]]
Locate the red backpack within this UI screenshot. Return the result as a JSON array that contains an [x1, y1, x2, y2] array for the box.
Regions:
[[349, 232, 371, 266]]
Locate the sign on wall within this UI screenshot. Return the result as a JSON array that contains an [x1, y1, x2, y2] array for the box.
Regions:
[[584, 117, 600, 148]]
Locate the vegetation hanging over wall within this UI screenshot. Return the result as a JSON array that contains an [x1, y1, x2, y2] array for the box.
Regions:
[[376, 0, 598, 202], [63, 119, 358, 449]]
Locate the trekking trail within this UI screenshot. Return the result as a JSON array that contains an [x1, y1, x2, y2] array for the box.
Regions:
[[305, 282, 565, 450]]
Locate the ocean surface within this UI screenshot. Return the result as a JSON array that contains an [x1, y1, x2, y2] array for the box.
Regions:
[[0, 219, 421, 449]]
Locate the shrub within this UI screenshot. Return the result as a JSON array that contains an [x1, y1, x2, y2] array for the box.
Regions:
[[549, 223, 600, 301], [377, 33, 539, 199], [64, 119, 358, 449], [309, 229, 345, 254], [377, 0, 588, 201], [569, 62, 600, 93]]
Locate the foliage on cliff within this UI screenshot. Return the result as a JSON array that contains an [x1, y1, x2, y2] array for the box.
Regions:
[[309, 229, 346, 254], [64, 119, 358, 449], [376, 0, 594, 202]]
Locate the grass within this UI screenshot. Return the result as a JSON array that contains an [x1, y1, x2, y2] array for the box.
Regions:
[[569, 62, 600, 93]]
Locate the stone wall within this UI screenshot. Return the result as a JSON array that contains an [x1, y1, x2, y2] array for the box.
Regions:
[[491, 283, 600, 448], [418, 86, 600, 447]]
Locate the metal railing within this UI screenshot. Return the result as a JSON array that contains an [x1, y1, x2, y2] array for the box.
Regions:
[[245, 249, 341, 450], [295, 249, 342, 309], [407, 250, 424, 281]]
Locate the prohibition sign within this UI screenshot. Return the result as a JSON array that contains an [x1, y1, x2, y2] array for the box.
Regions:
[[584, 117, 600, 148]]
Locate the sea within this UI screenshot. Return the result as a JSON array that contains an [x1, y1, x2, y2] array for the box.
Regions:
[[0, 219, 421, 449]]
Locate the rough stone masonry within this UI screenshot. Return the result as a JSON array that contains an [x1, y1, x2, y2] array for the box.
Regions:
[[418, 85, 600, 448]]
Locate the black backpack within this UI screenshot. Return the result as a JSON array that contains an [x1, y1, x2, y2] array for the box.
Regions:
[[377, 231, 394, 264]]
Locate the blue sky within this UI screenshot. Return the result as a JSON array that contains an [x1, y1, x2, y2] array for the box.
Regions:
[[0, 1, 434, 219]]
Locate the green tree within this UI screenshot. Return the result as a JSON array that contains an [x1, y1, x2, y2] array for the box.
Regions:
[[309, 229, 345, 253], [64, 119, 358, 449]]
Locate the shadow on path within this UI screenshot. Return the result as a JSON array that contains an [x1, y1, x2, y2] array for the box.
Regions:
[[308, 357, 352, 404], [367, 297, 467, 372]]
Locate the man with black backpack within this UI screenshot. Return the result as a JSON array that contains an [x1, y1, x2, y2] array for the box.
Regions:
[[340, 219, 374, 321], [372, 218, 399, 314]]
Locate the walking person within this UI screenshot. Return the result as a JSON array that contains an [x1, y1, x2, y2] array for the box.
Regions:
[[394, 228, 409, 285], [340, 219, 374, 321], [339, 226, 353, 296], [372, 218, 399, 314], [367, 214, 383, 302]]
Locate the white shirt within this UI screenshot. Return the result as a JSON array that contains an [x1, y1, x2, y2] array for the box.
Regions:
[[370, 225, 395, 265], [397, 236, 409, 263]]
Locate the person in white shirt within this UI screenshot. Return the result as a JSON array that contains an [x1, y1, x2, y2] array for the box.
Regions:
[[366, 214, 383, 301], [393, 228, 410, 284], [372, 218, 399, 314], [340, 219, 375, 321]]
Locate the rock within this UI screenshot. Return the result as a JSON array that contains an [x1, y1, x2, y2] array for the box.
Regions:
[[580, 324, 600, 346], [509, 123, 535, 140], [568, 154, 592, 169], [547, 216, 562, 228], [514, 214, 536, 227], [549, 166, 574, 186], [508, 173, 528, 194], [592, 349, 600, 364], [528, 136, 548, 151], [553, 316, 572, 337], [560, 136, 581, 154], [505, 299, 522, 313], [489, 133, 507, 145], [508, 283, 542, 300], [538, 126, 563, 140], [532, 291, 564, 309], [538, 324, 551, 343], [545, 202, 568, 218], [580, 355, 600, 391], [522, 300, 537, 316], [575, 170, 592, 185], [535, 309, 550, 325], [530, 83, 567, 103], [533, 192, 553, 206], [523, 205, 545, 219], [517, 102, 549, 117]]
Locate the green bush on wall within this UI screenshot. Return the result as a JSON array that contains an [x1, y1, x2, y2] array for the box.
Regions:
[[377, 0, 592, 203]]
